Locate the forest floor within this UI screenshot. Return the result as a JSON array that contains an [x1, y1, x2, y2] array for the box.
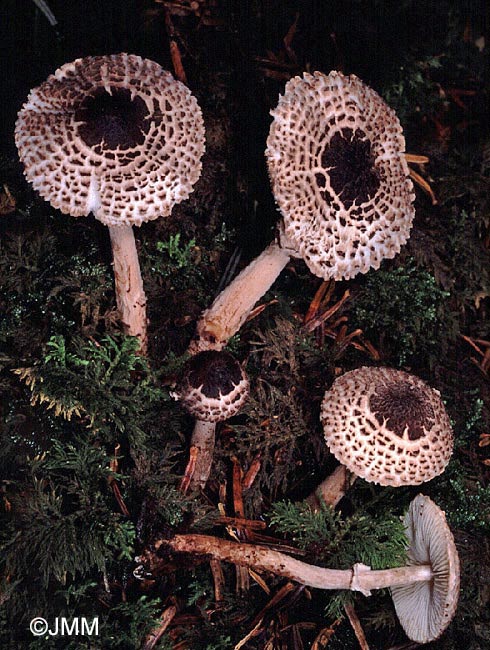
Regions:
[[1, 2, 489, 649]]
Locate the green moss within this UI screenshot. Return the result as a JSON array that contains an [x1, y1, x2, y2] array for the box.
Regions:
[[351, 259, 453, 366]]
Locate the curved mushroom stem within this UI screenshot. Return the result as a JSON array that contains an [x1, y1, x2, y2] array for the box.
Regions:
[[108, 224, 148, 354], [182, 420, 217, 492], [154, 533, 432, 593], [306, 465, 357, 511], [189, 240, 292, 353]]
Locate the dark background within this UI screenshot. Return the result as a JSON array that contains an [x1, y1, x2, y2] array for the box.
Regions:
[[1, 2, 489, 649]]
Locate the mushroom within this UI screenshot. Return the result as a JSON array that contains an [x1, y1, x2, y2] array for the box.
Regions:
[[15, 53, 205, 353], [189, 70, 415, 353], [308, 367, 453, 508], [171, 350, 249, 490], [142, 495, 459, 643]]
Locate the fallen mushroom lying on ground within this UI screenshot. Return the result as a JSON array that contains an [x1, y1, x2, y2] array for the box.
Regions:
[[137, 494, 460, 645]]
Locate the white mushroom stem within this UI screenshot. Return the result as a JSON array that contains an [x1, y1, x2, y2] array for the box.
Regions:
[[185, 420, 217, 492], [306, 465, 357, 511], [155, 533, 433, 594], [189, 240, 292, 353], [108, 224, 148, 354]]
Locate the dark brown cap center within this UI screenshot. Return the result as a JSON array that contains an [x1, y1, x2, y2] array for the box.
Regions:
[[186, 351, 243, 399], [320, 128, 380, 209], [369, 384, 435, 440], [75, 87, 150, 150]]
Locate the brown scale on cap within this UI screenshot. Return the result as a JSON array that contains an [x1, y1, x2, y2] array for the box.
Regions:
[[172, 351, 249, 422], [75, 87, 150, 151], [266, 71, 415, 281], [369, 383, 436, 441], [321, 367, 453, 487], [320, 128, 382, 209], [185, 350, 244, 400], [15, 53, 205, 227]]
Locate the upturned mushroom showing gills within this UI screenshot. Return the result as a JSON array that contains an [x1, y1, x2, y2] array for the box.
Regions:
[[142, 495, 459, 644], [189, 70, 415, 353], [15, 53, 205, 354], [309, 366, 454, 508], [171, 350, 249, 491]]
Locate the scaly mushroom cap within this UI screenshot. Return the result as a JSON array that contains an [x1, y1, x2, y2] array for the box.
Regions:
[[266, 71, 415, 280], [391, 494, 460, 643], [15, 53, 205, 227], [172, 351, 249, 422], [320, 367, 453, 486]]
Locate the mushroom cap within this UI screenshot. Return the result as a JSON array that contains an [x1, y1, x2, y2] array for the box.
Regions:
[[391, 494, 460, 643], [172, 350, 249, 422], [15, 53, 205, 227], [266, 71, 415, 281], [320, 367, 453, 487]]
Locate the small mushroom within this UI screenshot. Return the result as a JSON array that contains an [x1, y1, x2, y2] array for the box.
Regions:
[[171, 350, 249, 490], [15, 53, 205, 353], [190, 70, 414, 353], [145, 495, 459, 643], [309, 367, 453, 508]]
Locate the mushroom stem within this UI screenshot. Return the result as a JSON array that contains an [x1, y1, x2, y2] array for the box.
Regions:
[[156, 533, 433, 592], [306, 465, 357, 511], [108, 224, 148, 354], [187, 420, 217, 491], [189, 240, 291, 353]]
